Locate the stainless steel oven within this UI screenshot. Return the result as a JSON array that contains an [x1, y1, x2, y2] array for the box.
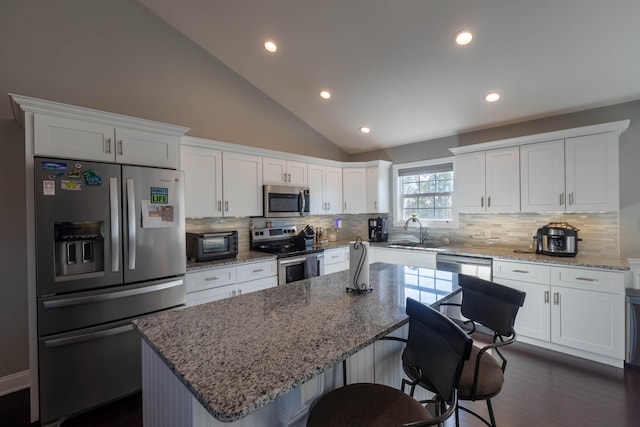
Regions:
[[278, 253, 325, 285]]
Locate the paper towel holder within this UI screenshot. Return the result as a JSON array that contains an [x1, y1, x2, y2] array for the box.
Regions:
[[347, 237, 373, 294]]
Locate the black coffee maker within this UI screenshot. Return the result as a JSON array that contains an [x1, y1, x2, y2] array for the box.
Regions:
[[368, 217, 389, 242]]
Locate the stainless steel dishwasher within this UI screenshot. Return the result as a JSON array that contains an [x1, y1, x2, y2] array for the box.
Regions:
[[435, 253, 493, 322]]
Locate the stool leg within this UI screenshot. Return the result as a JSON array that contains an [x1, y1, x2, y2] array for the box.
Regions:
[[486, 399, 497, 427]]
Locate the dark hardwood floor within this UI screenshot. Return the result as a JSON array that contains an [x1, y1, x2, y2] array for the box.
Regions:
[[1, 341, 639, 426]]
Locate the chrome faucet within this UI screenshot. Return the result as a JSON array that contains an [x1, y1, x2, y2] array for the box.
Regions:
[[403, 216, 428, 245]]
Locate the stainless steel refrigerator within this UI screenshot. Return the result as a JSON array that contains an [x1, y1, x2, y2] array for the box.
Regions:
[[34, 157, 186, 424]]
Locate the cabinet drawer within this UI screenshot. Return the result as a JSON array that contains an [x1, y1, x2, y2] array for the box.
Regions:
[[185, 284, 235, 306], [325, 248, 347, 266], [186, 266, 236, 293], [551, 266, 626, 294], [236, 260, 277, 283], [493, 260, 551, 284]]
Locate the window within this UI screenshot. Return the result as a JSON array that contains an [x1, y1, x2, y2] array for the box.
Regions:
[[392, 157, 457, 228]]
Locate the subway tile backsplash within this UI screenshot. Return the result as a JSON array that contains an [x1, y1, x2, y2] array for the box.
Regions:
[[187, 211, 619, 257]]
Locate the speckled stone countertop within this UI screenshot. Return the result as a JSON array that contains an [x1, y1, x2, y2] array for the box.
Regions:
[[186, 251, 277, 272], [373, 242, 630, 270], [133, 263, 459, 422]]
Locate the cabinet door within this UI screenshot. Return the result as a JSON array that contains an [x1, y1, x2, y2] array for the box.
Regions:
[[455, 152, 486, 213], [324, 247, 348, 274], [181, 146, 223, 218], [287, 160, 308, 187], [366, 166, 390, 213], [551, 286, 624, 358], [186, 283, 236, 306], [565, 132, 619, 212], [185, 266, 236, 293], [325, 166, 343, 214], [307, 164, 326, 214], [222, 152, 263, 216], [485, 147, 520, 212], [34, 114, 115, 162], [237, 276, 277, 296], [494, 278, 551, 341], [342, 168, 367, 213], [263, 157, 287, 185], [520, 140, 565, 212], [115, 128, 178, 168]]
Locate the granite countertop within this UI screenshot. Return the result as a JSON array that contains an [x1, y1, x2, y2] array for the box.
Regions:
[[186, 251, 277, 272], [133, 263, 459, 422], [373, 242, 630, 271]]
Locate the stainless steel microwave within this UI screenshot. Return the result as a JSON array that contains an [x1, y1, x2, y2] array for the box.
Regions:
[[263, 185, 310, 218], [186, 231, 238, 262]]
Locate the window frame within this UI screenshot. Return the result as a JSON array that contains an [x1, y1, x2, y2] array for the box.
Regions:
[[392, 157, 458, 229]]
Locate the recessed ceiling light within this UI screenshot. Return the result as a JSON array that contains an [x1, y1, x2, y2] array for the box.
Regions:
[[485, 92, 501, 102], [319, 90, 332, 100], [264, 40, 277, 53], [454, 31, 473, 46], [359, 126, 371, 134]]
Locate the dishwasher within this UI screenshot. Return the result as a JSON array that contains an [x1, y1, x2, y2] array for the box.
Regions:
[[435, 253, 493, 325]]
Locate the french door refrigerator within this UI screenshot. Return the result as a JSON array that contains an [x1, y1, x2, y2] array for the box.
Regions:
[[34, 157, 186, 424]]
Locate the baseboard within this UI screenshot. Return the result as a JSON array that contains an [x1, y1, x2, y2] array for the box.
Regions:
[[0, 370, 30, 397]]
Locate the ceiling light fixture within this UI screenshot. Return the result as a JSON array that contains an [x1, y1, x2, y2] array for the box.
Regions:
[[454, 30, 473, 46], [485, 92, 501, 102], [359, 126, 371, 134], [319, 90, 332, 100], [264, 40, 278, 53]]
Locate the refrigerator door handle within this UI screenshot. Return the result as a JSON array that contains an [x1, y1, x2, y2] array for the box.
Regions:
[[42, 279, 185, 309], [126, 178, 136, 270], [43, 324, 134, 348], [109, 177, 120, 272]]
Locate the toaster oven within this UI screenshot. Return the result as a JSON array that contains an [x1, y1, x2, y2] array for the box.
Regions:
[[186, 231, 238, 262]]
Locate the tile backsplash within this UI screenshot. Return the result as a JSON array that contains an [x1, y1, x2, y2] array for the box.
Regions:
[[187, 211, 619, 257]]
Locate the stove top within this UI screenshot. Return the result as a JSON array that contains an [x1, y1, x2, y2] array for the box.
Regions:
[[251, 226, 323, 258]]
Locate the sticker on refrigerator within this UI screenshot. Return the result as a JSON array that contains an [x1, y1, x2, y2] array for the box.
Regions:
[[82, 169, 102, 186], [150, 187, 169, 204], [43, 180, 55, 196], [41, 161, 67, 171], [61, 180, 82, 191], [141, 200, 179, 228]]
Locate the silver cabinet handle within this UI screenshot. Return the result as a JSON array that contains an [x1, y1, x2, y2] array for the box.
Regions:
[[544, 290, 549, 304], [553, 292, 560, 305], [331, 255, 339, 259], [238, 289, 242, 295], [283, 172, 287, 182], [327, 202, 330, 210], [512, 269, 529, 274], [105, 137, 112, 154], [374, 201, 377, 210], [218, 201, 222, 212], [109, 177, 120, 272], [253, 269, 264, 273], [480, 196, 484, 208], [231, 290, 237, 297], [575, 277, 597, 282], [569, 192, 574, 205], [288, 173, 292, 182], [44, 324, 133, 348], [118, 140, 124, 156], [487, 196, 491, 208], [126, 178, 136, 270], [205, 277, 220, 281], [560, 192, 564, 206], [225, 201, 229, 211], [344, 202, 347, 210]]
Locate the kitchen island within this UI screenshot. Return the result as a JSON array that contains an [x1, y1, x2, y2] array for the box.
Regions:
[[133, 262, 459, 426]]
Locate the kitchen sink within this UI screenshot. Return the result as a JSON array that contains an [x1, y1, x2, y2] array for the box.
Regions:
[[388, 242, 447, 252]]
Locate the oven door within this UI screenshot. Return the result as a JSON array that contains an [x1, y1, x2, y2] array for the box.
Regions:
[[278, 253, 324, 285]]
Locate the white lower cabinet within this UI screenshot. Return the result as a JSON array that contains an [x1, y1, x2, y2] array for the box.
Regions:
[[493, 259, 626, 366], [186, 260, 277, 306], [323, 247, 349, 274]]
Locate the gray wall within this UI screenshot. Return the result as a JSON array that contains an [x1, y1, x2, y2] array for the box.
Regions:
[[0, 0, 348, 381], [351, 100, 640, 258]]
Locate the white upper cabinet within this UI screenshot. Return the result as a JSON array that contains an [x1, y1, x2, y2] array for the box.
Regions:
[[180, 145, 223, 218], [222, 152, 263, 217], [180, 140, 263, 218], [8, 94, 189, 169], [366, 164, 391, 213], [342, 167, 367, 214], [521, 132, 619, 212], [308, 164, 342, 214], [263, 157, 307, 187], [456, 147, 520, 213]]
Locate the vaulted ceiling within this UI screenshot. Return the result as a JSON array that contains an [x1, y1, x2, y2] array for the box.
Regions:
[[139, 0, 640, 154]]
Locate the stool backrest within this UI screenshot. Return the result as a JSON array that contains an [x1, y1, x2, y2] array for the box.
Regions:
[[403, 298, 473, 402]]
